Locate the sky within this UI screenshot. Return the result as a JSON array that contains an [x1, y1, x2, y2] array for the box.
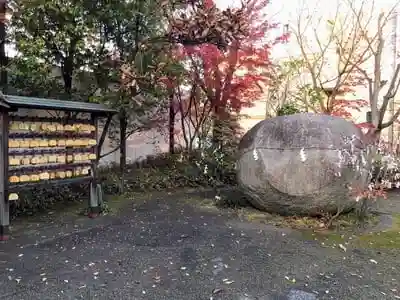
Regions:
[[215, 0, 400, 60], [215, 0, 400, 125], [7, 0, 399, 61], [215, 0, 400, 22]]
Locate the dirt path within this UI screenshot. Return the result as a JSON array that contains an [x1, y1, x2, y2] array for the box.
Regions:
[[372, 191, 400, 214], [0, 190, 398, 300]]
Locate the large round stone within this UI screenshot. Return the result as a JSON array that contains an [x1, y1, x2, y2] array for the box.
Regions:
[[236, 113, 368, 216]]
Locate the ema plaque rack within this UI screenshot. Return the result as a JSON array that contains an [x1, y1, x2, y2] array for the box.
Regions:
[[0, 94, 117, 240]]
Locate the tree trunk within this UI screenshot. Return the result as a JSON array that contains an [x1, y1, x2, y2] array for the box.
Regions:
[[63, 73, 72, 95], [168, 92, 175, 154], [0, 1, 7, 94], [119, 113, 127, 194], [212, 105, 225, 147], [62, 61, 73, 96], [211, 106, 225, 184]]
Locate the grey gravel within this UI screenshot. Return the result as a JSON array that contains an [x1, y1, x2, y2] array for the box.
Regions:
[[288, 289, 318, 300], [0, 192, 398, 300]]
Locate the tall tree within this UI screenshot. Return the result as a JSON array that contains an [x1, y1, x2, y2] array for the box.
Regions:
[[116, 0, 269, 153], [176, 0, 284, 145], [161, 0, 250, 50], [90, 0, 175, 181], [7, 56, 65, 98], [265, 58, 308, 117], [345, 0, 400, 140], [291, 0, 371, 119], [0, 0, 8, 93], [11, 0, 97, 97]]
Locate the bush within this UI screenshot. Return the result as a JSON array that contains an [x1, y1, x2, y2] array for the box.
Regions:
[[10, 183, 89, 218], [192, 142, 237, 186], [371, 151, 400, 189], [277, 103, 301, 116], [99, 147, 238, 194]]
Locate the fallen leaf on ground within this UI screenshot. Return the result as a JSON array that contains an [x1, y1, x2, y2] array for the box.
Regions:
[[369, 259, 378, 264]]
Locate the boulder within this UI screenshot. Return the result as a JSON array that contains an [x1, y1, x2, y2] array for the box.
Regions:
[[236, 113, 369, 216]]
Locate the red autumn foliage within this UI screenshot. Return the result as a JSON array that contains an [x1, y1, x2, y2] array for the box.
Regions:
[[324, 81, 369, 127], [330, 98, 368, 119], [323, 64, 369, 123], [175, 0, 287, 121], [332, 97, 370, 129]]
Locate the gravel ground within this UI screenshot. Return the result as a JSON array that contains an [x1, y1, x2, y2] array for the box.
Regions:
[[372, 190, 400, 214], [0, 191, 398, 300]]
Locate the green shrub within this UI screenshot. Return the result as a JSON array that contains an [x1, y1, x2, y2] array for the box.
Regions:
[[99, 152, 235, 193], [10, 183, 89, 218], [277, 103, 300, 116]]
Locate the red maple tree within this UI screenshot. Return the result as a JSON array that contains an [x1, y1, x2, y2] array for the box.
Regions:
[[315, 66, 369, 129], [169, 0, 287, 146], [326, 87, 368, 119]]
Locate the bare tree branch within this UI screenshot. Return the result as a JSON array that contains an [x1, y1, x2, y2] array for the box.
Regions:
[[291, 0, 372, 114], [291, 0, 400, 132], [344, 0, 400, 131]]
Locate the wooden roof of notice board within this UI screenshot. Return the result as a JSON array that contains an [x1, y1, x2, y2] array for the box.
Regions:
[[0, 94, 117, 115]]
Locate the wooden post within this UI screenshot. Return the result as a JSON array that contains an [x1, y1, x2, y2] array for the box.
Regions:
[[88, 114, 100, 218], [0, 111, 9, 240], [119, 113, 127, 194]]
